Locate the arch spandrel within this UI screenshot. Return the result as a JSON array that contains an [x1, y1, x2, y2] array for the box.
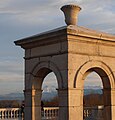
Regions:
[[74, 60, 115, 89], [28, 61, 63, 89]]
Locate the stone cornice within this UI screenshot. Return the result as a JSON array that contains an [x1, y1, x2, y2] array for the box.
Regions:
[[14, 26, 67, 49], [14, 25, 115, 49], [67, 25, 115, 41]]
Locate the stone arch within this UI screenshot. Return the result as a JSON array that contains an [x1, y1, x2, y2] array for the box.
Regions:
[[30, 61, 63, 89], [26, 61, 62, 120], [74, 60, 115, 120], [74, 60, 115, 89]]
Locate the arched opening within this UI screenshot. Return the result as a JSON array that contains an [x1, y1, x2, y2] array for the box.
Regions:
[[83, 71, 104, 119], [82, 68, 111, 120], [74, 60, 114, 120], [41, 72, 58, 105], [32, 67, 59, 120], [41, 72, 59, 119]]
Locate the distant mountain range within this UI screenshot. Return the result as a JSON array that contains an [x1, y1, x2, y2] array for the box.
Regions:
[[0, 93, 24, 100], [42, 85, 103, 101], [84, 89, 103, 95], [84, 86, 103, 95], [84, 85, 102, 89], [42, 91, 57, 101], [0, 86, 103, 101]]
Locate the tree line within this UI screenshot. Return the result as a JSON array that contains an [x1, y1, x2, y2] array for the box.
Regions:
[[42, 94, 103, 107], [0, 100, 22, 108]]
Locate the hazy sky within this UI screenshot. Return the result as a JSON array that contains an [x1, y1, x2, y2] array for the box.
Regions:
[[0, 0, 115, 95]]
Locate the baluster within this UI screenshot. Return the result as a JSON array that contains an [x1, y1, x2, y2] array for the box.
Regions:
[[55, 109, 57, 118], [44, 110, 46, 119], [15, 111, 17, 118], [41, 107, 59, 119], [49, 109, 51, 118], [12, 110, 13, 118], [18, 110, 20, 118], [83, 109, 86, 118], [46, 110, 48, 119], [86, 109, 88, 117], [0, 111, 2, 119], [47, 109, 49, 118], [4, 111, 5, 118], [10, 110, 12, 118], [7, 110, 8, 118], [52, 109, 54, 118], [47, 110, 49, 119], [54, 109, 56, 118]]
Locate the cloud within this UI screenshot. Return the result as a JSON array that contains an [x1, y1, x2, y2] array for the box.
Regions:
[[78, 0, 115, 33], [0, 0, 115, 95], [43, 72, 58, 88], [0, 59, 24, 95], [0, 60, 24, 82], [84, 72, 103, 87], [0, 0, 115, 33]]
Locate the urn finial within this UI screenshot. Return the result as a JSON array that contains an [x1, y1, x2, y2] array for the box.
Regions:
[[61, 4, 81, 25]]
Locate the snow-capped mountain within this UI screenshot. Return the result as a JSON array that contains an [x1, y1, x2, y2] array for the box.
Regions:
[[42, 85, 57, 93]]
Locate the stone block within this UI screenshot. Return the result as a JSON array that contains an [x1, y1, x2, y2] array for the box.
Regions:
[[68, 53, 89, 70], [25, 73, 32, 90], [25, 49, 31, 58], [51, 54, 68, 70], [68, 40, 99, 55], [31, 43, 65, 57], [25, 58, 40, 74]]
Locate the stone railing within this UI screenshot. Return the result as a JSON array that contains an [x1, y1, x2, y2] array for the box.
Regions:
[[0, 108, 22, 119], [83, 106, 104, 120], [42, 107, 59, 120], [0, 106, 104, 120], [41, 106, 104, 120]]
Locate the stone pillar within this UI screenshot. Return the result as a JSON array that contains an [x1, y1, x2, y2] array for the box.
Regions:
[[68, 89, 83, 120], [24, 89, 42, 120], [58, 88, 83, 120], [103, 89, 111, 120], [58, 89, 68, 120], [32, 89, 42, 120], [111, 89, 115, 120], [24, 89, 32, 120]]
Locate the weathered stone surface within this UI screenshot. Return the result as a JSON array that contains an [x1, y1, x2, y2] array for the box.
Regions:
[[14, 4, 115, 120], [61, 4, 81, 25]]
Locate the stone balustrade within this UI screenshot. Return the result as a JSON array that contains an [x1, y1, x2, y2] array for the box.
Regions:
[[0, 108, 22, 119], [41, 106, 104, 120], [0, 106, 104, 120], [83, 106, 104, 120], [42, 107, 59, 120]]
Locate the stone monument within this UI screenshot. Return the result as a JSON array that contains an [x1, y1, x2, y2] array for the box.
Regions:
[[15, 4, 115, 120]]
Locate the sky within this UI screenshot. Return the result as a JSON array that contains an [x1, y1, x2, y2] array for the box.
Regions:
[[0, 0, 115, 95]]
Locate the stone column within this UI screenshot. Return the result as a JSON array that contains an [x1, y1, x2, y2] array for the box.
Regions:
[[103, 89, 111, 120], [68, 88, 83, 120], [58, 88, 83, 120], [111, 89, 115, 120], [24, 89, 32, 120], [32, 89, 42, 120], [24, 89, 42, 120], [58, 89, 68, 120]]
